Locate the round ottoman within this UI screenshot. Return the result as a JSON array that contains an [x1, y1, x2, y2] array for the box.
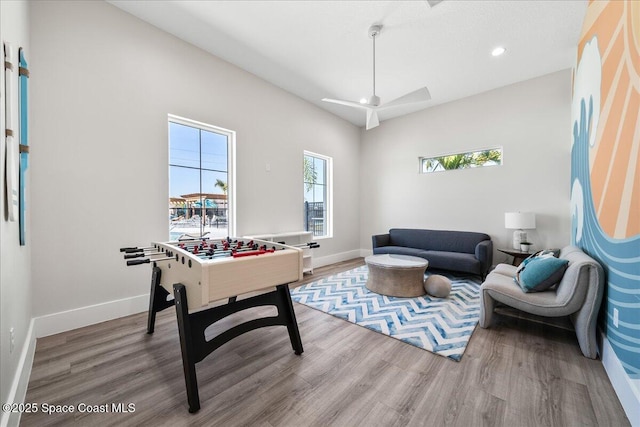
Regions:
[[365, 254, 428, 297], [424, 275, 451, 298]]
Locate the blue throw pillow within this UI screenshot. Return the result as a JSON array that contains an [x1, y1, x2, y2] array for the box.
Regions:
[[515, 256, 569, 292], [516, 249, 560, 275]]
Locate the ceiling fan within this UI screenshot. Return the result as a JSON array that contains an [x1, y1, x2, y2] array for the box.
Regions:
[[322, 24, 431, 130]]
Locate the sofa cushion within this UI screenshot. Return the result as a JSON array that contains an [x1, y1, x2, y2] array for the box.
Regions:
[[515, 256, 569, 292], [482, 273, 561, 315], [373, 246, 425, 258], [388, 229, 431, 251], [492, 264, 518, 277], [424, 250, 481, 274], [424, 230, 489, 254], [388, 228, 489, 254]]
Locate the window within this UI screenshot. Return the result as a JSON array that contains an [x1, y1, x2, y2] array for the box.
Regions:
[[303, 151, 332, 238], [169, 115, 235, 240], [420, 147, 503, 173]]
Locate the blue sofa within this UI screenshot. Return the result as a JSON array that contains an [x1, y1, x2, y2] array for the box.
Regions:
[[372, 228, 493, 279]]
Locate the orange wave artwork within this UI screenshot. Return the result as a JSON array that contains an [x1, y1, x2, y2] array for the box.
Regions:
[[577, 0, 640, 239]]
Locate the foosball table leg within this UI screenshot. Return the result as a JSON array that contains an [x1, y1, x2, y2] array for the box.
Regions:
[[147, 266, 175, 334], [278, 284, 304, 355], [174, 283, 201, 413]]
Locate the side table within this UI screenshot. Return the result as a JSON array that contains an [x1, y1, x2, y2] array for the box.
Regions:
[[498, 248, 532, 266]]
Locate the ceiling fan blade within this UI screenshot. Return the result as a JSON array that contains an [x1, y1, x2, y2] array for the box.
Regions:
[[366, 109, 380, 130], [425, 0, 444, 8], [322, 98, 368, 110], [380, 87, 431, 110]]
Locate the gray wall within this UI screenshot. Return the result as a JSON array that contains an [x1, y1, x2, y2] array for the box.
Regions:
[[359, 70, 572, 263], [0, 0, 32, 419], [29, 0, 360, 320]]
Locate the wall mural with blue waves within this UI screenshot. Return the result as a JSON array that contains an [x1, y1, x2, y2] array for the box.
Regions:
[[571, 0, 639, 381]]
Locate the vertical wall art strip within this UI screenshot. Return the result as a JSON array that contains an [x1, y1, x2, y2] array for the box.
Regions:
[[4, 42, 19, 222], [571, 0, 640, 381], [18, 47, 29, 245]]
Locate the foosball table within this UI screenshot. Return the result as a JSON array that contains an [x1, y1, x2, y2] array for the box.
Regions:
[[121, 237, 305, 413]]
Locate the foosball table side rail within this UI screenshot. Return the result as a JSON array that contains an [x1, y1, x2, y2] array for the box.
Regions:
[[152, 239, 303, 311]]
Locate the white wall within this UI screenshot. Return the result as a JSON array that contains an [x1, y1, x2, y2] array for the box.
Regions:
[[359, 70, 572, 263], [0, 1, 34, 425], [29, 1, 360, 326]]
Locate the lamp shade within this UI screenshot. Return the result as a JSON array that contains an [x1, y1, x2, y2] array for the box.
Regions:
[[505, 212, 536, 229]]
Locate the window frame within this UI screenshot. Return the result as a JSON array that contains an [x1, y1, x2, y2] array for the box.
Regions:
[[168, 114, 236, 238], [419, 146, 503, 174], [303, 150, 333, 239]]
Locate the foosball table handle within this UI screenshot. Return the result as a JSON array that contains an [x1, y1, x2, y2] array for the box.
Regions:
[[124, 253, 146, 259], [127, 259, 151, 266]]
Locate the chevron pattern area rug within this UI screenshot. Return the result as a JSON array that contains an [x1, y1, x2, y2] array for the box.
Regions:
[[290, 265, 481, 361]]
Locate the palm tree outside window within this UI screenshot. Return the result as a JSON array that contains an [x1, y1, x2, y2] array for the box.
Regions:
[[168, 115, 235, 239], [304, 151, 332, 238], [420, 148, 502, 173]]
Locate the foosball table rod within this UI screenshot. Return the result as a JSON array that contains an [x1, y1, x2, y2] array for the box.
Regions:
[[126, 257, 173, 266], [119, 246, 155, 253], [123, 251, 163, 259]]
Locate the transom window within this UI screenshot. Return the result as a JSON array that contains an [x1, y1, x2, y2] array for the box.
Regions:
[[420, 147, 503, 173]]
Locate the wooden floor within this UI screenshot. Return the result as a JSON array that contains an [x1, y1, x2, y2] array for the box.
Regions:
[[23, 259, 629, 426]]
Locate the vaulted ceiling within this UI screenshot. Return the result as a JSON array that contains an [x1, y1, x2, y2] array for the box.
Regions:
[[109, 0, 587, 128]]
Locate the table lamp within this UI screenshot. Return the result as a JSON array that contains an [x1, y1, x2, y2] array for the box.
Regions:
[[505, 212, 536, 250]]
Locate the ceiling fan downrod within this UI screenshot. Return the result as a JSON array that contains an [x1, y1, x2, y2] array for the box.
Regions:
[[368, 25, 382, 106]]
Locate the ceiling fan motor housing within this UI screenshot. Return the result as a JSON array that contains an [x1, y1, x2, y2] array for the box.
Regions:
[[368, 25, 382, 38]]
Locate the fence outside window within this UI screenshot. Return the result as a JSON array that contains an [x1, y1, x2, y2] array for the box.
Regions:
[[304, 201, 325, 236]]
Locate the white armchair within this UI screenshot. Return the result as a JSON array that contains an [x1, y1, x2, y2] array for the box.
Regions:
[[479, 246, 604, 359]]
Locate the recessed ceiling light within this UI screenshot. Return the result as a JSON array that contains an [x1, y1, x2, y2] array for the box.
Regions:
[[492, 47, 506, 57], [359, 98, 368, 104]]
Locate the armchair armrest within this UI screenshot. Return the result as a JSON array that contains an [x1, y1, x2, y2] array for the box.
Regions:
[[372, 234, 390, 249]]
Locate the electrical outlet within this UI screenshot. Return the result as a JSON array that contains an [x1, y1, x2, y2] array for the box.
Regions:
[[9, 327, 15, 354], [613, 308, 619, 327]]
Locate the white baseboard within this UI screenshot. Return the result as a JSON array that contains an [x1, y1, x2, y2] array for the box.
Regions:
[[314, 249, 362, 268], [0, 319, 36, 427], [360, 248, 373, 258], [601, 332, 640, 426], [34, 294, 149, 338]]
